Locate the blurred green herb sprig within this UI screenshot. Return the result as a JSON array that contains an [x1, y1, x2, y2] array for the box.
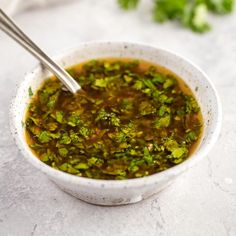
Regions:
[[118, 0, 235, 33]]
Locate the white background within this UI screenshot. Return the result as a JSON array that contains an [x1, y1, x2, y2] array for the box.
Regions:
[[0, 0, 236, 235]]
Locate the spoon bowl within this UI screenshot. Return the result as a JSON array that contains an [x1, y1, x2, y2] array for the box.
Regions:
[[10, 42, 222, 205]]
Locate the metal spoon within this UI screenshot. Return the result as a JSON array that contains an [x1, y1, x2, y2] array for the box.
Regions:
[[0, 9, 81, 94]]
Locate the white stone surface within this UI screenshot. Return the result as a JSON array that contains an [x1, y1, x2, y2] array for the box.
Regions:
[[0, 0, 235, 235]]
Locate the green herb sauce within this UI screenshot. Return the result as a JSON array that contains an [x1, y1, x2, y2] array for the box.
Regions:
[[25, 59, 203, 180]]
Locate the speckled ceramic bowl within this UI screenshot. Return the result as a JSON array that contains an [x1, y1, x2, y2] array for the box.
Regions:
[[10, 42, 222, 205]]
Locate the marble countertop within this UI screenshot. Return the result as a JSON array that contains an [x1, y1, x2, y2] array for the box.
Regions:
[[0, 0, 236, 235]]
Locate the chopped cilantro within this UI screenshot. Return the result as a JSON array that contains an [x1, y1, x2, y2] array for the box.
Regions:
[[154, 115, 171, 128], [40, 153, 49, 162], [67, 112, 82, 127], [38, 131, 51, 143], [133, 80, 143, 90], [143, 79, 156, 90], [172, 147, 187, 158], [94, 78, 108, 88], [139, 101, 156, 116], [47, 92, 59, 109], [28, 87, 33, 97], [58, 148, 68, 157], [96, 108, 121, 127], [152, 74, 166, 84], [163, 78, 176, 89], [79, 126, 90, 138], [159, 105, 171, 116], [59, 163, 68, 171], [143, 147, 153, 165], [55, 111, 64, 123], [185, 95, 200, 113], [75, 163, 89, 170], [186, 130, 198, 142], [59, 133, 71, 145], [25, 59, 202, 180]]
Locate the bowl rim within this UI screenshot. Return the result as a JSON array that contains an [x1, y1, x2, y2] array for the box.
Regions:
[[10, 41, 222, 188]]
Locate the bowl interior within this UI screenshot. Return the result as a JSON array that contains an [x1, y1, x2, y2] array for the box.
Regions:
[[11, 42, 221, 186]]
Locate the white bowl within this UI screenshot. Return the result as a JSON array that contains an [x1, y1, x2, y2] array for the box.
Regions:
[[10, 42, 222, 205]]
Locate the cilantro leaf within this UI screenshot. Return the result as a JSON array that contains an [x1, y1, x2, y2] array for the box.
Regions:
[[79, 126, 90, 138], [133, 80, 143, 90], [153, 0, 187, 22], [75, 163, 89, 170], [47, 92, 59, 109], [143, 147, 153, 165], [184, 3, 211, 33], [154, 115, 171, 128], [139, 101, 156, 116], [206, 0, 235, 14], [59, 133, 71, 145], [96, 109, 121, 127], [185, 95, 200, 113], [143, 79, 156, 90], [28, 87, 33, 97], [118, 0, 235, 33], [94, 78, 108, 88], [38, 131, 51, 143], [118, 0, 140, 9], [67, 112, 82, 127], [55, 111, 64, 123], [58, 148, 68, 157]]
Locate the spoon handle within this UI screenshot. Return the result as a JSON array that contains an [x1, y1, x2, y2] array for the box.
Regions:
[[0, 9, 81, 94]]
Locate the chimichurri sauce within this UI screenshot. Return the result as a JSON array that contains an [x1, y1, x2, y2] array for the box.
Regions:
[[25, 59, 202, 180]]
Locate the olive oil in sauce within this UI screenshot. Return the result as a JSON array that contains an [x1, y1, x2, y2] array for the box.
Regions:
[[25, 59, 203, 180]]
